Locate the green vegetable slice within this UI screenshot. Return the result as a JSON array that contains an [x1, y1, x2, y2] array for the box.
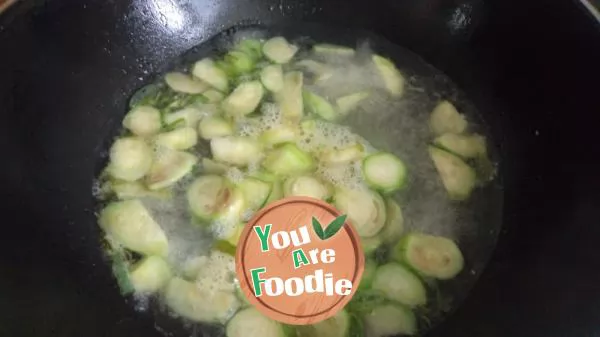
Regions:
[[363, 303, 416, 336], [296, 309, 351, 337], [347, 289, 387, 314], [260, 64, 284, 92], [295, 59, 333, 83], [371, 263, 426, 307], [202, 89, 226, 103], [320, 144, 364, 165], [186, 175, 235, 221], [199, 116, 234, 140], [145, 149, 197, 190], [110, 250, 134, 295], [123, 105, 162, 137], [192, 58, 229, 92], [283, 175, 332, 200], [163, 106, 203, 128], [333, 187, 386, 238], [259, 124, 300, 147], [379, 199, 404, 244], [372, 55, 405, 98], [433, 133, 487, 159], [336, 91, 370, 115], [107, 180, 172, 200], [210, 136, 262, 167], [295, 59, 325, 70], [428, 146, 476, 200], [155, 127, 198, 150], [165, 277, 240, 324], [262, 37, 299, 64], [261, 143, 315, 176], [267, 180, 284, 205], [393, 233, 464, 280], [224, 223, 245, 247], [210, 240, 236, 259], [251, 170, 279, 182], [202, 158, 230, 175], [313, 44, 355, 56], [276, 71, 304, 123], [239, 177, 273, 211], [251, 171, 284, 205], [304, 91, 337, 121], [165, 72, 209, 94], [212, 187, 245, 228], [236, 39, 263, 60], [429, 100, 467, 135], [107, 137, 153, 182], [362, 152, 407, 193], [226, 307, 288, 337], [99, 199, 169, 256], [223, 50, 256, 76], [129, 255, 172, 294], [359, 259, 377, 290], [222, 81, 265, 117]]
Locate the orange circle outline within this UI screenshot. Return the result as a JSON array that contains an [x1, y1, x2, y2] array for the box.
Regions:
[[235, 196, 365, 325]]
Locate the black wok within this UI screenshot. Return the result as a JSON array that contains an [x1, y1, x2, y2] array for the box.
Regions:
[[1, 0, 600, 336]]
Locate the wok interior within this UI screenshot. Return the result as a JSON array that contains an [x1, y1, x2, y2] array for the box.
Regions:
[[0, 0, 598, 337], [91, 23, 504, 336]]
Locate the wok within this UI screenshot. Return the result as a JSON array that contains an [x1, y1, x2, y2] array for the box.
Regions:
[[1, 0, 599, 336]]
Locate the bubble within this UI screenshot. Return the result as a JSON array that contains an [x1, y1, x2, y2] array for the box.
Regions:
[[91, 179, 105, 199], [133, 293, 151, 312]]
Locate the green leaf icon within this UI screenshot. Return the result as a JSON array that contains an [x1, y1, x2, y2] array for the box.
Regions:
[[312, 214, 348, 240], [323, 214, 347, 239], [312, 217, 325, 240]]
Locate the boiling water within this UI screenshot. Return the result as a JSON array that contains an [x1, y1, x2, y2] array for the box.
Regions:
[[94, 23, 503, 337]]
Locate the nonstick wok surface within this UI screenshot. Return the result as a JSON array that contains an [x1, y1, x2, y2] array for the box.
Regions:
[[1, 0, 600, 337]]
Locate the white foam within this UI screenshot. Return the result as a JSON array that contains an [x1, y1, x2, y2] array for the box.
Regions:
[[194, 250, 236, 292], [224, 167, 245, 184], [297, 119, 359, 153], [317, 160, 366, 191], [237, 103, 283, 138]]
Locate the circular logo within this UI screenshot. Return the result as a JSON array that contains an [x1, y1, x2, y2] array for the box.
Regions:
[[235, 196, 364, 325]]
